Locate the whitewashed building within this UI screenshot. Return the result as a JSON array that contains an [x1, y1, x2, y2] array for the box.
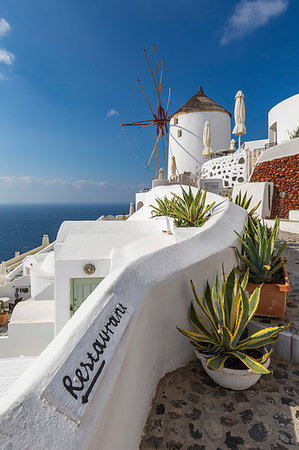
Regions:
[[167, 87, 231, 179]]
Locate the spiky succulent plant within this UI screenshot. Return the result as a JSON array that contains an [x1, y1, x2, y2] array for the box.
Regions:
[[150, 196, 176, 218], [178, 267, 289, 374], [235, 217, 287, 283], [170, 186, 215, 227], [229, 190, 261, 217]]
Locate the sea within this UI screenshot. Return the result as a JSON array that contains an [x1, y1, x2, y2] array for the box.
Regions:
[[0, 203, 129, 262]]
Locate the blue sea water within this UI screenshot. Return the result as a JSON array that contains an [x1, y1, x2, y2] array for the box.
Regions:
[[0, 203, 128, 262]]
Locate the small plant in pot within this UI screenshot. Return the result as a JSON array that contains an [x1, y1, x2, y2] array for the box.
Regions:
[[0, 300, 8, 326], [150, 196, 177, 234], [169, 186, 215, 241], [235, 217, 290, 318], [171, 186, 215, 228], [177, 267, 289, 390]]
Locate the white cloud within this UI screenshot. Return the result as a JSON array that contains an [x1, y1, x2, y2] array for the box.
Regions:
[[107, 109, 119, 117], [0, 48, 14, 65], [0, 18, 10, 38], [0, 176, 107, 189], [221, 0, 289, 45]]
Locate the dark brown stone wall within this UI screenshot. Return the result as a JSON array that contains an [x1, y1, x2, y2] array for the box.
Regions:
[[250, 153, 299, 218]]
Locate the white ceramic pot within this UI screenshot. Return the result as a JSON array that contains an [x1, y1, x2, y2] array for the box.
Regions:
[[155, 216, 174, 234], [173, 226, 200, 242], [195, 349, 270, 390]]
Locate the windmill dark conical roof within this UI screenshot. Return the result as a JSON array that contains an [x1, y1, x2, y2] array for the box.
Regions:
[[171, 86, 231, 118]]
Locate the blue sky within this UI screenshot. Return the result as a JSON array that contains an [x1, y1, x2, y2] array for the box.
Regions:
[[0, 0, 298, 203]]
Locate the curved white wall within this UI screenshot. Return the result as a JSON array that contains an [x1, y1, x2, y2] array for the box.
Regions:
[[167, 111, 231, 178], [257, 137, 299, 164], [0, 199, 247, 450], [201, 149, 247, 187], [268, 94, 299, 144]]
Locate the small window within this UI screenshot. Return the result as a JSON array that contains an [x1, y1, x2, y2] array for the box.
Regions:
[[174, 117, 178, 125], [177, 129, 182, 138]]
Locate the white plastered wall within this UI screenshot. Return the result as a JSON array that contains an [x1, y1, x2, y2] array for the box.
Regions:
[[0, 199, 247, 450], [232, 182, 274, 219], [201, 149, 247, 187], [168, 111, 231, 178], [268, 94, 299, 144]]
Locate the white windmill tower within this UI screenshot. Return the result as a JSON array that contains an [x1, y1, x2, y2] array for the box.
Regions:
[[167, 87, 231, 179]]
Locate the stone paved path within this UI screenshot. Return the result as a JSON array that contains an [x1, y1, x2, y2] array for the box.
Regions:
[[140, 356, 299, 450], [140, 232, 299, 449]]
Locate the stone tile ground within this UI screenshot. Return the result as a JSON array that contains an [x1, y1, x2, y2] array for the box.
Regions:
[[140, 357, 299, 449], [140, 231, 299, 449]]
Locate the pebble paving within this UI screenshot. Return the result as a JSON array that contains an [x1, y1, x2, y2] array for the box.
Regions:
[[140, 231, 299, 449], [140, 356, 299, 449]]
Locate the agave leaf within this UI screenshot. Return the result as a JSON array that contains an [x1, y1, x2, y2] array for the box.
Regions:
[[237, 335, 280, 350], [249, 200, 261, 216], [202, 282, 220, 334], [237, 324, 290, 350], [232, 287, 249, 346], [228, 350, 271, 374], [177, 327, 218, 345], [212, 275, 225, 327], [190, 281, 219, 336], [272, 242, 287, 266], [240, 269, 249, 292], [247, 285, 262, 322], [256, 349, 272, 364], [222, 326, 234, 351], [268, 259, 287, 279], [224, 268, 236, 328], [189, 302, 218, 341], [206, 353, 228, 371]]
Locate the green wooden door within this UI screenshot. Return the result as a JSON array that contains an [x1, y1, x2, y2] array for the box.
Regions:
[[70, 277, 104, 314]]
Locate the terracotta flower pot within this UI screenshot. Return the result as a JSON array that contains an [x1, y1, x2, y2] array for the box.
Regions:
[[246, 264, 290, 319], [0, 312, 8, 326]]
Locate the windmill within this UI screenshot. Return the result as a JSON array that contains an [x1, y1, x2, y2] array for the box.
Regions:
[[121, 44, 171, 179]]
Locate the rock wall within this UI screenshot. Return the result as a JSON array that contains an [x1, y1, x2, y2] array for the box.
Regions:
[[250, 153, 299, 218]]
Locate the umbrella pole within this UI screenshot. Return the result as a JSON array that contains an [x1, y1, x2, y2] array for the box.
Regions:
[[238, 135, 241, 150]]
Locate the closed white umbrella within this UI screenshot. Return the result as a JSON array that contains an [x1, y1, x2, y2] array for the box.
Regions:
[[129, 202, 134, 216], [232, 90, 246, 149], [170, 156, 177, 182], [203, 121, 212, 158]]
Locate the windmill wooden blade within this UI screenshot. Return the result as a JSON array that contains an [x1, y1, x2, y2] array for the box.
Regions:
[[144, 48, 160, 99], [165, 87, 171, 115], [153, 44, 162, 107], [159, 58, 164, 97], [138, 79, 156, 119], [122, 45, 170, 176], [147, 128, 162, 169], [138, 123, 155, 129], [162, 130, 169, 143]]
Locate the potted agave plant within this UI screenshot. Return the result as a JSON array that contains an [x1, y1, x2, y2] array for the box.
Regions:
[[235, 217, 290, 318], [170, 187, 215, 241], [150, 195, 176, 234], [0, 300, 8, 326], [178, 267, 289, 390]]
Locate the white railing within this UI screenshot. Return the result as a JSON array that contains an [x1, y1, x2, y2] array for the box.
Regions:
[[0, 200, 247, 449]]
